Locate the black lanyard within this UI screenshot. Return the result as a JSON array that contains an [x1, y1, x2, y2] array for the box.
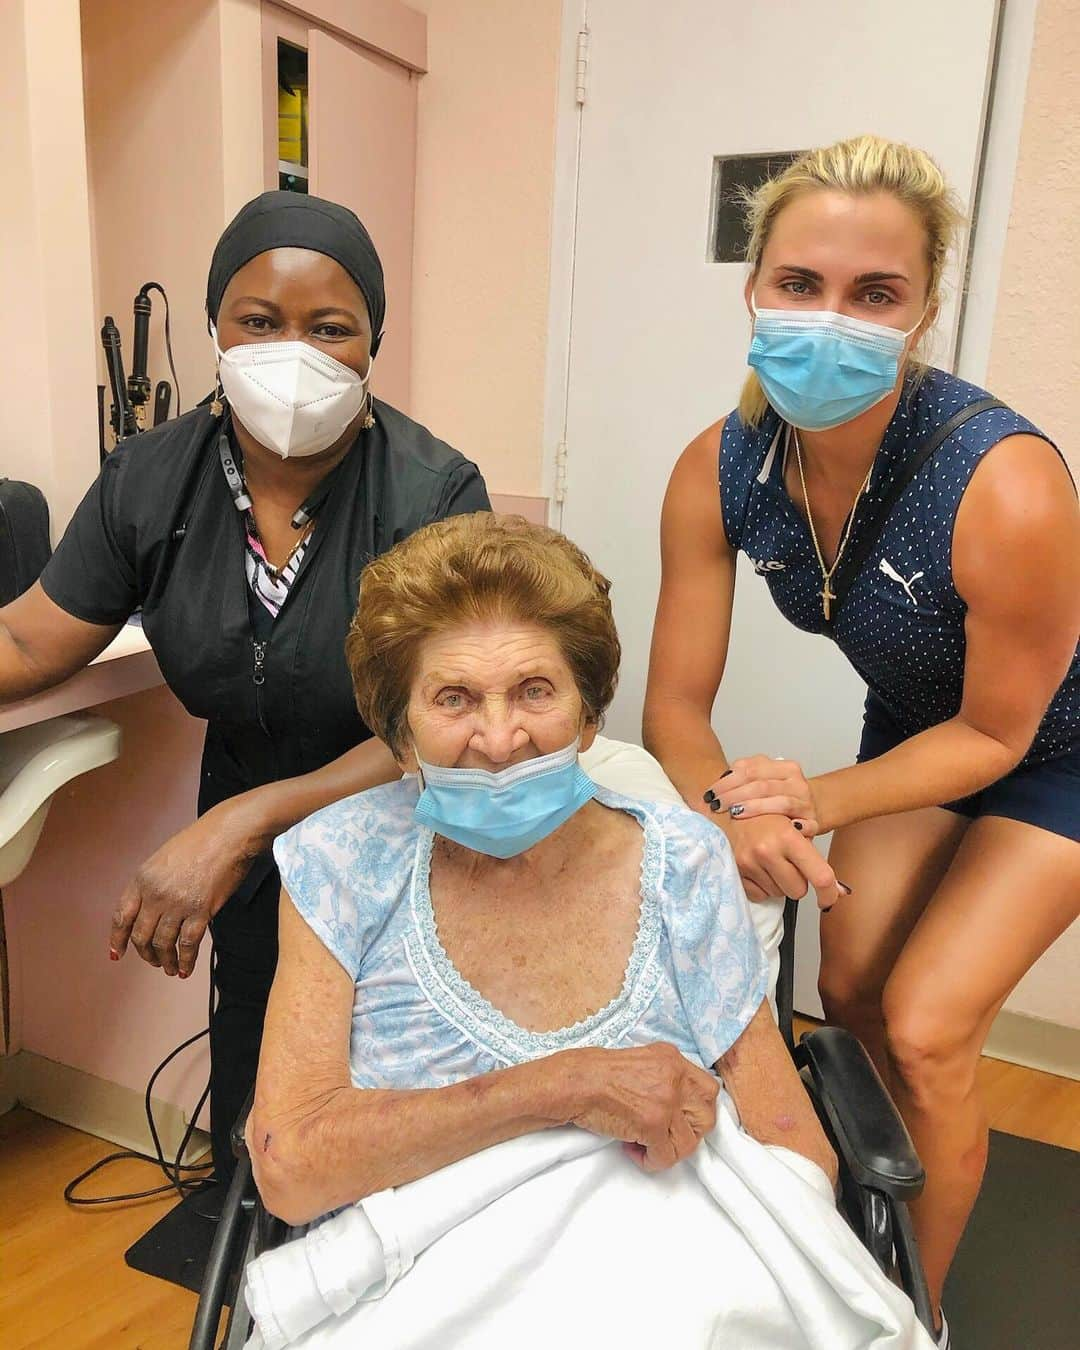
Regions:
[[215, 412, 340, 528]]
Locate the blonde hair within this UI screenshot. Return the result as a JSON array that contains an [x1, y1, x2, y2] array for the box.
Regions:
[[738, 134, 965, 427], [345, 512, 620, 754]]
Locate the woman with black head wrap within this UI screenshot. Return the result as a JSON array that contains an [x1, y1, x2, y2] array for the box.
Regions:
[[0, 191, 490, 1185]]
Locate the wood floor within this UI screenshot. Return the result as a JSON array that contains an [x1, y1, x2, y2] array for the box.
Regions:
[[3, 1040, 1079, 1350], [1, 1106, 215, 1350]]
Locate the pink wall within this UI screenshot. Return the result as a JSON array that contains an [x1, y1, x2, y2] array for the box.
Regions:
[[0, 0, 100, 536], [308, 24, 419, 413], [81, 0, 265, 468], [5, 687, 211, 1109], [273, 0, 427, 70], [82, 0, 229, 436], [219, 0, 267, 218], [408, 0, 564, 498]]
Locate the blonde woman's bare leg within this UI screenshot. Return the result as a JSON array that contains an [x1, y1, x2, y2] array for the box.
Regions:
[[881, 817, 1080, 1317], [819, 807, 969, 1074]]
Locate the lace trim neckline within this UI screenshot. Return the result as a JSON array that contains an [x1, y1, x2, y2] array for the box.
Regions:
[[406, 786, 665, 1063]]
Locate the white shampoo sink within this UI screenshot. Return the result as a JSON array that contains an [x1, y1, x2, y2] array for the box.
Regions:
[[0, 714, 121, 887]]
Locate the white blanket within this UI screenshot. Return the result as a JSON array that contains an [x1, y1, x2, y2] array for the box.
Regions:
[[243, 1094, 934, 1349]]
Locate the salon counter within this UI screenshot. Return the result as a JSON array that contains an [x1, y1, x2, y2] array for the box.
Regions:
[[0, 622, 163, 735]]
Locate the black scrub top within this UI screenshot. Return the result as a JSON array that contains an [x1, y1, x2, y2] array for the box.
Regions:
[[41, 400, 489, 901]]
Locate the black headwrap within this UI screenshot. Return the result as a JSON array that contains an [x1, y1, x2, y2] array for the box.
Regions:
[[205, 191, 385, 354]]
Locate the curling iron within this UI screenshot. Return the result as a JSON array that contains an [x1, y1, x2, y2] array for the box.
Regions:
[[128, 286, 153, 420], [101, 316, 138, 441], [99, 282, 180, 450]]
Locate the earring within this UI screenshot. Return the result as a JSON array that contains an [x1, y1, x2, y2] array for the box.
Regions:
[[210, 377, 225, 419], [361, 391, 375, 431]]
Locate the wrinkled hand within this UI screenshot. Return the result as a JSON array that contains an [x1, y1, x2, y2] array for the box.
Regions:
[[705, 756, 820, 831], [559, 1042, 720, 1172], [712, 813, 846, 910], [109, 801, 267, 977]]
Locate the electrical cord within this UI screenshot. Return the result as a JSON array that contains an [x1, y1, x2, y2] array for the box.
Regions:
[[64, 951, 217, 1207], [139, 282, 182, 415]]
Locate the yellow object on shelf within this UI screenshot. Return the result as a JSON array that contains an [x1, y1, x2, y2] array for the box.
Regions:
[[278, 85, 304, 165]]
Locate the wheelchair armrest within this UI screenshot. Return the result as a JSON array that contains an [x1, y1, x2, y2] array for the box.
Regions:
[[231, 1087, 255, 1160], [796, 1026, 924, 1201]]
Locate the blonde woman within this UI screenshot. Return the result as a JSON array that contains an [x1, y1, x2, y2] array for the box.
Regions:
[[644, 135, 1079, 1345]]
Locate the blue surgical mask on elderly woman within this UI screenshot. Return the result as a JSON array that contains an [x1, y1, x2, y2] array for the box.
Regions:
[[746, 299, 925, 431], [413, 738, 597, 859]]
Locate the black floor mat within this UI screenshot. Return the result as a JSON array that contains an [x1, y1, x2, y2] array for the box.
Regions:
[[124, 1182, 230, 1302], [944, 1129, 1080, 1349]]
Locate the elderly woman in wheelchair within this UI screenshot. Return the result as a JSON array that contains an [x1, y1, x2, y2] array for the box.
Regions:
[[236, 513, 934, 1349]]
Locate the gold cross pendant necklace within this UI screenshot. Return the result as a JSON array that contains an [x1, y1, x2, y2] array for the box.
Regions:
[[792, 428, 875, 622], [819, 576, 837, 622]]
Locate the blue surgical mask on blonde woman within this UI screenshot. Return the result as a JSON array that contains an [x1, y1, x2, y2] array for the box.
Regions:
[[742, 188, 934, 432]]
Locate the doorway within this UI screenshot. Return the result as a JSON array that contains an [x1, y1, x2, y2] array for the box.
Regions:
[[556, 0, 1003, 1013]]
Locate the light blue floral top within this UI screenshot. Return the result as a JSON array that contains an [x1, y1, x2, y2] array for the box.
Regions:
[[273, 781, 768, 1089]]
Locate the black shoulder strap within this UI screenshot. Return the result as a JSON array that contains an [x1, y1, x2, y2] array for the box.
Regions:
[[828, 396, 1006, 622]]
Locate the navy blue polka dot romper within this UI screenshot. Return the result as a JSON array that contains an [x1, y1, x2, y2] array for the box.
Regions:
[[720, 367, 1079, 840]]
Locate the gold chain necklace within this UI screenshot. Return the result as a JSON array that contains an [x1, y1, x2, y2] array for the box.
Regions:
[[792, 429, 874, 622]]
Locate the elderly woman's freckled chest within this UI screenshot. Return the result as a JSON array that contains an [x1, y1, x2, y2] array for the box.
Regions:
[[429, 806, 645, 1034]]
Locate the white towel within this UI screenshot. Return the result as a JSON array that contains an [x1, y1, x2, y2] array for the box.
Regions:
[[243, 1127, 607, 1347], [243, 1095, 933, 1349]]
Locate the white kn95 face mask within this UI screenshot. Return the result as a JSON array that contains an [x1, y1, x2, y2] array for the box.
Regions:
[[211, 326, 372, 458]]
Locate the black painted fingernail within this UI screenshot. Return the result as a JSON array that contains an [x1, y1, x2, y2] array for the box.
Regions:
[[729, 804, 745, 818], [793, 821, 804, 831], [709, 799, 721, 812], [720, 769, 733, 779], [703, 789, 716, 803], [838, 882, 853, 895], [822, 905, 834, 914]]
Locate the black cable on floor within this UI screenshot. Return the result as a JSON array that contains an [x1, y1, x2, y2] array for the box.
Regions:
[[64, 951, 217, 1207]]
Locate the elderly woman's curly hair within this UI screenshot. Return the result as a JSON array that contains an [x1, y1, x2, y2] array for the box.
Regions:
[[346, 512, 620, 755]]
